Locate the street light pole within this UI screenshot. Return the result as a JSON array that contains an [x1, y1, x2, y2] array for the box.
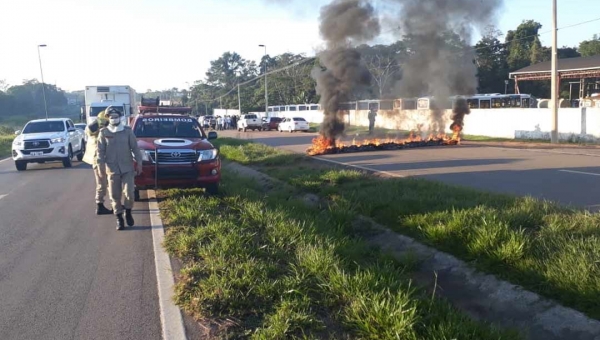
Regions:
[[37, 44, 49, 120], [259, 44, 268, 117], [238, 84, 241, 113], [550, 0, 559, 144]]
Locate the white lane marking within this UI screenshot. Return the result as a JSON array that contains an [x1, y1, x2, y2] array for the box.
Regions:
[[0, 158, 10, 163], [559, 169, 600, 177], [0, 194, 7, 200], [314, 156, 406, 178], [148, 190, 187, 340]]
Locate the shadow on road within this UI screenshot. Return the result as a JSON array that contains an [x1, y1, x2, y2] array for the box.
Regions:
[[356, 158, 523, 171], [415, 166, 600, 209], [122, 226, 152, 231], [0, 162, 90, 174]]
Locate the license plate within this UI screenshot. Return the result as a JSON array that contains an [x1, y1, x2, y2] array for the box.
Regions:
[[30, 151, 43, 156]]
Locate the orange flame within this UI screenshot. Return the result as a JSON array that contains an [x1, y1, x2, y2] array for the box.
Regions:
[[307, 127, 462, 156], [307, 136, 336, 156], [451, 125, 462, 144]]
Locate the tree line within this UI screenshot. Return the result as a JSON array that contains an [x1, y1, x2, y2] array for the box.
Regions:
[[171, 20, 599, 115], [0, 80, 80, 125]]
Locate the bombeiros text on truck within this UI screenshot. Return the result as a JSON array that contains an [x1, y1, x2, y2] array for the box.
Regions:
[[131, 97, 221, 199]]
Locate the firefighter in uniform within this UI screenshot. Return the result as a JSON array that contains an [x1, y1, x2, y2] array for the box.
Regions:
[[96, 106, 143, 230], [82, 110, 112, 215]]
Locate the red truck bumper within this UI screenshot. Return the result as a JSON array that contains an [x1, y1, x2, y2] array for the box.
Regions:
[[134, 159, 221, 189]]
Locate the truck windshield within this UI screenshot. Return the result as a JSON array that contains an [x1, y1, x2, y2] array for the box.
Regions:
[[90, 106, 123, 117], [134, 117, 205, 139], [245, 115, 257, 119], [23, 121, 65, 133]]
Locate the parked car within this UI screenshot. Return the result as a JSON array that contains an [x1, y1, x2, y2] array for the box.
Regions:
[[278, 117, 310, 132], [237, 114, 262, 132], [262, 117, 282, 131], [74, 123, 88, 142], [12, 118, 86, 171], [200, 115, 216, 129], [132, 112, 221, 196]]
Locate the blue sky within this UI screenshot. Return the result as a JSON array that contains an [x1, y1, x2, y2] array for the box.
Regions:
[[0, 0, 598, 92]]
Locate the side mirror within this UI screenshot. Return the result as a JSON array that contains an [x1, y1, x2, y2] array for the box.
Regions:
[[68, 127, 76, 132], [15, 130, 21, 135], [208, 131, 218, 140]]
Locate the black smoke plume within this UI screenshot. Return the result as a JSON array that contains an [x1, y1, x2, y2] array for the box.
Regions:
[[312, 0, 380, 142], [450, 97, 470, 133], [389, 0, 503, 132]]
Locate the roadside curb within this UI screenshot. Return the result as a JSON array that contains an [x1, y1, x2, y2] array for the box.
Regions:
[[225, 160, 600, 340], [148, 190, 187, 340]]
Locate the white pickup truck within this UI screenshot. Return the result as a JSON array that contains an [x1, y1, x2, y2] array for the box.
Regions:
[[237, 114, 262, 132], [12, 118, 86, 171]]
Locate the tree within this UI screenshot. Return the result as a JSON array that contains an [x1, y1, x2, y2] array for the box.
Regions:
[[579, 34, 600, 57], [558, 46, 580, 59], [358, 41, 406, 98], [256, 53, 317, 107], [204, 52, 258, 110], [474, 26, 509, 93], [0, 79, 73, 120], [506, 20, 543, 71]]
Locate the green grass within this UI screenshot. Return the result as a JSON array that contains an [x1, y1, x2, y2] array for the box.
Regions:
[[160, 171, 520, 339], [213, 138, 600, 320], [0, 126, 14, 159]]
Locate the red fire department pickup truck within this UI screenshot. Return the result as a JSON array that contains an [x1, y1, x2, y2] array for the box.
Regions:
[[131, 101, 221, 199]]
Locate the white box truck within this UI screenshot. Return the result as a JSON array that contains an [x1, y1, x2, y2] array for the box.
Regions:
[[83, 85, 137, 126]]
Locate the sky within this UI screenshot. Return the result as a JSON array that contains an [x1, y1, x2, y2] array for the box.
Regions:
[[0, 0, 598, 93]]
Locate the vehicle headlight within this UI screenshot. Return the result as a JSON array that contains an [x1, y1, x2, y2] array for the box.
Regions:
[[51, 137, 65, 144], [13, 140, 22, 146], [140, 150, 152, 162], [197, 149, 218, 161]]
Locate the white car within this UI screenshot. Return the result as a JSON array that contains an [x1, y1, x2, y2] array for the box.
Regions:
[[237, 114, 262, 132], [12, 118, 86, 171], [74, 123, 88, 142], [278, 117, 310, 132]]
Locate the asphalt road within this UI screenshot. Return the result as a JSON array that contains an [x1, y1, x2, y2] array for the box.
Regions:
[[0, 158, 161, 340], [222, 130, 600, 210]]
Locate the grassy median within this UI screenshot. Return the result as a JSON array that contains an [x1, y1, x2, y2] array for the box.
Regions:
[[161, 170, 519, 339], [211, 137, 600, 320], [0, 136, 12, 159], [0, 125, 15, 159]]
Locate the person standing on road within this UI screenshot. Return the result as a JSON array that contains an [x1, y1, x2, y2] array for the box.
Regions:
[[97, 107, 144, 231], [83, 110, 112, 215], [368, 109, 377, 135]]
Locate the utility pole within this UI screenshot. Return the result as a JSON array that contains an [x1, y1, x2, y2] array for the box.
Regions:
[[259, 44, 268, 117], [37, 44, 49, 120], [550, 0, 559, 143], [237, 84, 241, 114]]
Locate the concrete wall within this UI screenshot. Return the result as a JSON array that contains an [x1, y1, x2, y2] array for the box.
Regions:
[[269, 110, 325, 124], [346, 107, 600, 141]]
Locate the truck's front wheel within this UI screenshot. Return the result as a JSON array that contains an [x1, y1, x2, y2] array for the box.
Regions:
[[15, 161, 27, 171], [62, 145, 73, 168], [76, 140, 85, 161]]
